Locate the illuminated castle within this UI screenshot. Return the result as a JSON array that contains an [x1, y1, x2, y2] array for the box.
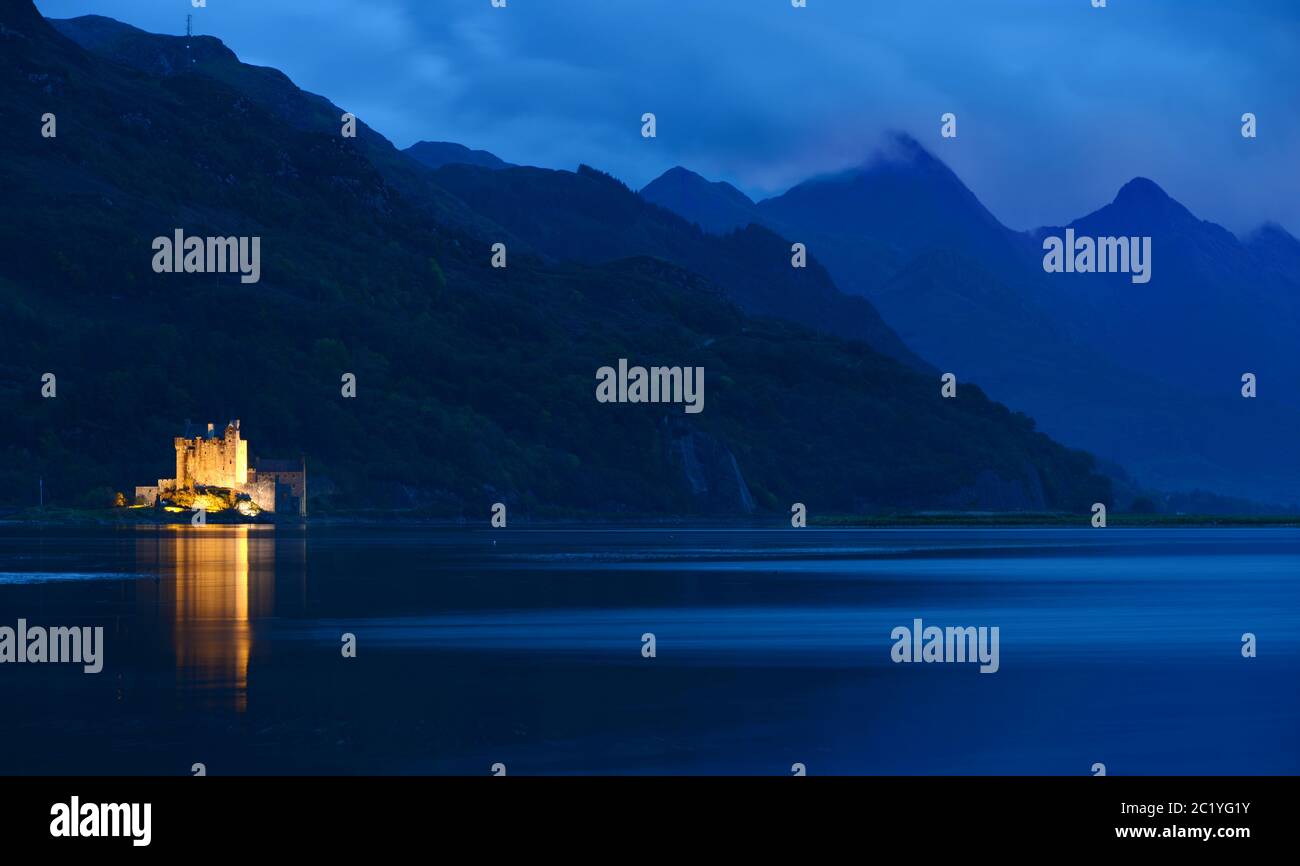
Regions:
[[134, 420, 306, 516]]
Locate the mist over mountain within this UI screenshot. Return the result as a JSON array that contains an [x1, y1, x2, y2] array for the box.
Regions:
[[644, 138, 1300, 507], [760, 134, 1039, 291], [0, 4, 1111, 516]]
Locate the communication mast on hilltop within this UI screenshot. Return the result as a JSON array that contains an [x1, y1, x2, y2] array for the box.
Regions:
[[185, 14, 193, 72]]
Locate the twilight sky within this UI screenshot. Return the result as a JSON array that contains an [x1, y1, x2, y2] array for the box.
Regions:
[[36, 0, 1300, 235]]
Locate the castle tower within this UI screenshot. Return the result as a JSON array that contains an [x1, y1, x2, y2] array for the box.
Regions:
[[174, 436, 191, 487], [226, 420, 248, 484], [172, 421, 247, 488]]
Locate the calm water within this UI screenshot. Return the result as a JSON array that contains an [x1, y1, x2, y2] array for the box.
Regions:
[[0, 525, 1296, 775]]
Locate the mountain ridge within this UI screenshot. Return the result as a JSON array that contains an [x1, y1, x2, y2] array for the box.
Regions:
[[0, 3, 1111, 515], [642, 137, 1300, 506], [405, 140, 513, 171]]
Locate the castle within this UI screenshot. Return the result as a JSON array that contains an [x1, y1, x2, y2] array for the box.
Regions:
[[134, 420, 306, 516]]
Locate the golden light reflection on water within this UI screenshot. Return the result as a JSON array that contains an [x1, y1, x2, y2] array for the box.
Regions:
[[136, 526, 279, 712]]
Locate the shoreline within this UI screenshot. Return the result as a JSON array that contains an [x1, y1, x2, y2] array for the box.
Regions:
[[1, 508, 1298, 530]]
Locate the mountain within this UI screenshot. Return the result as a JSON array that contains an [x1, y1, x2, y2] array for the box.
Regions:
[[1245, 222, 1300, 288], [405, 141, 512, 171], [640, 132, 1039, 292], [46, 14, 512, 242], [425, 161, 932, 371], [49, 14, 928, 374], [643, 140, 1300, 506], [640, 166, 757, 235], [766, 135, 1033, 287], [1032, 178, 1300, 395], [0, 3, 1110, 516]]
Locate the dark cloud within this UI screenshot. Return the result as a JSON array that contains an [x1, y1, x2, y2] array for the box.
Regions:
[[37, 0, 1300, 233]]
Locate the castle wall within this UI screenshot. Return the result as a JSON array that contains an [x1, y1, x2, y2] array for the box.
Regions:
[[174, 438, 188, 486], [174, 422, 248, 488], [234, 479, 277, 513], [263, 471, 306, 516], [134, 486, 159, 506]]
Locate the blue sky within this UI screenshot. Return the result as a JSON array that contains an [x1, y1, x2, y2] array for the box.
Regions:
[[36, 0, 1300, 235]]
